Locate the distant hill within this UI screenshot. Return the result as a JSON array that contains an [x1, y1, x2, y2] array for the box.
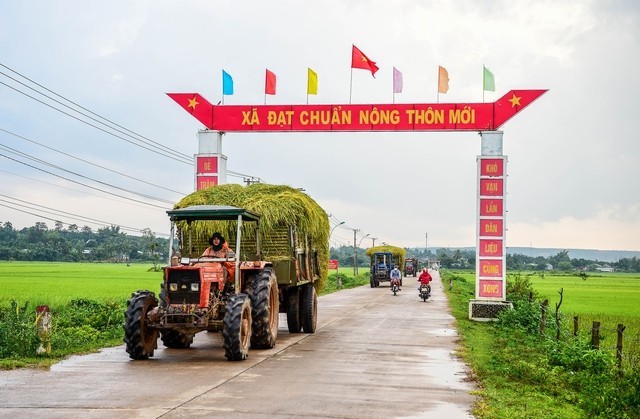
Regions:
[[420, 247, 640, 263], [506, 247, 640, 263]]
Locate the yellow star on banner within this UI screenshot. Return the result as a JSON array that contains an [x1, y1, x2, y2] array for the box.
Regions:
[[509, 93, 521, 107], [188, 96, 199, 109]]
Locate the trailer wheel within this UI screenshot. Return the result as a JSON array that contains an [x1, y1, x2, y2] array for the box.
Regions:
[[161, 330, 194, 349], [287, 287, 302, 333], [370, 277, 375, 288], [124, 290, 159, 360], [247, 269, 279, 349], [223, 294, 251, 361], [301, 284, 317, 333]]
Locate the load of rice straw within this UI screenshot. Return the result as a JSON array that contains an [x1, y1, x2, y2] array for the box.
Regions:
[[365, 245, 406, 270], [174, 183, 329, 288]]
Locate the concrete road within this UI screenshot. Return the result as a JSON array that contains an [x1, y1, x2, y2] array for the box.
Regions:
[[0, 271, 477, 418]]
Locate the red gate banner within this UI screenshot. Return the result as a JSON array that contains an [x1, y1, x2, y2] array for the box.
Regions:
[[167, 90, 547, 132]]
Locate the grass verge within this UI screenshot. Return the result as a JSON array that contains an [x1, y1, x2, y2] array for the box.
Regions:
[[442, 269, 639, 418]]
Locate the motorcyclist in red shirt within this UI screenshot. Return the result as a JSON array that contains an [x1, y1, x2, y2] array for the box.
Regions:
[[418, 268, 432, 295]]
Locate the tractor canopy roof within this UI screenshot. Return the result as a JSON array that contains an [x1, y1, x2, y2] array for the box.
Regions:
[[167, 205, 261, 223]]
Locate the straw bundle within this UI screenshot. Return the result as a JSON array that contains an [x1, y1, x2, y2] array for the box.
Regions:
[[365, 245, 406, 269], [174, 184, 329, 288]]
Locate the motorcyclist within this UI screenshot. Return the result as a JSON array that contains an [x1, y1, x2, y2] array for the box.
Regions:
[[390, 265, 402, 291], [418, 268, 432, 295]]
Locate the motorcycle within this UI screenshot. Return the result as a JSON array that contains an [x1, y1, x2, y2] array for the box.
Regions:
[[390, 278, 401, 296], [419, 283, 431, 301]]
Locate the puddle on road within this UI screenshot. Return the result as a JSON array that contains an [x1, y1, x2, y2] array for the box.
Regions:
[[417, 348, 474, 391], [398, 401, 474, 418], [425, 328, 458, 337]]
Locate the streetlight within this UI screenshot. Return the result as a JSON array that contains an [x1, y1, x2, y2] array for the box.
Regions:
[[330, 221, 345, 237], [354, 233, 370, 275], [357, 233, 370, 247]]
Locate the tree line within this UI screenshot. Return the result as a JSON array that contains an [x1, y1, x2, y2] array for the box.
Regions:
[[0, 221, 168, 263], [2, 220, 638, 273], [329, 246, 640, 272]]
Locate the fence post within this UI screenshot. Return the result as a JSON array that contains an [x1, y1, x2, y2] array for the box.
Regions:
[[591, 321, 600, 350], [573, 316, 579, 337], [540, 299, 548, 336], [35, 305, 51, 355], [617, 323, 626, 377], [555, 288, 563, 341]]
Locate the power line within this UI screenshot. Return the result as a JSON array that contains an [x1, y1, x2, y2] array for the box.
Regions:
[[0, 63, 194, 164], [0, 200, 168, 237], [0, 128, 189, 196], [0, 144, 175, 205], [0, 151, 170, 209], [0, 79, 193, 165], [0, 169, 172, 211]]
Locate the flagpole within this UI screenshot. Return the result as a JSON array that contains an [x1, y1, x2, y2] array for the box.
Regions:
[[349, 69, 353, 104], [482, 65, 485, 103]]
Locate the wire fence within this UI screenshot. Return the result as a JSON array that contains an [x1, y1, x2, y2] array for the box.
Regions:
[[536, 288, 639, 375]]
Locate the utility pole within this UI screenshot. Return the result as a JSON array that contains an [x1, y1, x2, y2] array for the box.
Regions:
[[353, 229, 359, 276], [371, 237, 377, 248], [426, 232, 429, 267]]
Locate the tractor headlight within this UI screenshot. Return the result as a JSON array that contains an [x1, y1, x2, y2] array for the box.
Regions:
[[191, 282, 200, 292], [169, 283, 178, 292]]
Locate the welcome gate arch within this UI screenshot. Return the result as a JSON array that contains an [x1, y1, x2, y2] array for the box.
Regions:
[[168, 89, 547, 320]]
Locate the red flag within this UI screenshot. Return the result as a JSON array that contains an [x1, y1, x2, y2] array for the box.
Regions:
[[166, 93, 214, 129], [265, 69, 276, 95], [351, 45, 379, 77]]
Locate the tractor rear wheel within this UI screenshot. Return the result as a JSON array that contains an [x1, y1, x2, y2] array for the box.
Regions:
[[160, 329, 194, 349], [286, 287, 301, 333], [247, 269, 279, 349], [124, 290, 159, 360], [223, 294, 251, 361], [300, 284, 318, 333]]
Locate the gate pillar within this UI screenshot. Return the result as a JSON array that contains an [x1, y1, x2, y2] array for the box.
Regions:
[[195, 130, 227, 189], [470, 131, 512, 320]]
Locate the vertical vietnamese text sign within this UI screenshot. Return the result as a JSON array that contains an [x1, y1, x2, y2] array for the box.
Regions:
[[196, 155, 219, 190], [476, 156, 507, 300]]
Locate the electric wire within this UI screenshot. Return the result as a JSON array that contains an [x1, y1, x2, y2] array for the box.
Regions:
[[0, 63, 194, 164], [0, 169, 174, 211], [0, 80, 193, 165], [0, 152, 170, 209], [0, 128, 189, 196]]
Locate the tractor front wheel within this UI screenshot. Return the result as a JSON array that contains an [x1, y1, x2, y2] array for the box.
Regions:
[[223, 294, 252, 361], [124, 290, 159, 360]]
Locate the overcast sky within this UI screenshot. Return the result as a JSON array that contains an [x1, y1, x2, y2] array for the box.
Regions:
[[1, 0, 639, 251]]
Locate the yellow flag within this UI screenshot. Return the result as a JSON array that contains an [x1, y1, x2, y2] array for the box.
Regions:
[[307, 67, 318, 95], [438, 65, 449, 94]]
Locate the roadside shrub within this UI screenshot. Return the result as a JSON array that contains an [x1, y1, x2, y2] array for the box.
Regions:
[[0, 300, 39, 358], [497, 299, 541, 335], [547, 339, 614, 374]]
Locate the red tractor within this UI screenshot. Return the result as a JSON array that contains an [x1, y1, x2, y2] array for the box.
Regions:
[[124, 205, 318, 361]]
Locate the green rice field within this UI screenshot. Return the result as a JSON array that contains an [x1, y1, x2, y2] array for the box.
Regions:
[[0, 262, 161, 307], [527, 272, 640, 339]]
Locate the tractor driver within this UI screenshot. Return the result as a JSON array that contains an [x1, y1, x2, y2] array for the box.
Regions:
[[202, 233, 235, 284]]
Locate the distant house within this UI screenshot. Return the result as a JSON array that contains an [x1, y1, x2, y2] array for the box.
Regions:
[[594, 264, 615, 272]]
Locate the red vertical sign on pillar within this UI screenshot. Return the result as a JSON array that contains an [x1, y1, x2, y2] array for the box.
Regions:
[[476, 157, 507, 300], [196, 155, 219, 190]]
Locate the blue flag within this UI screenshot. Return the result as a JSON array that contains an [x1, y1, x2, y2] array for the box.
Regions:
[[222, 70, 234, 95]]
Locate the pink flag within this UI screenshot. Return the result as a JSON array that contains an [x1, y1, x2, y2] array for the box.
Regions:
[[393, 67, 403, 93]]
